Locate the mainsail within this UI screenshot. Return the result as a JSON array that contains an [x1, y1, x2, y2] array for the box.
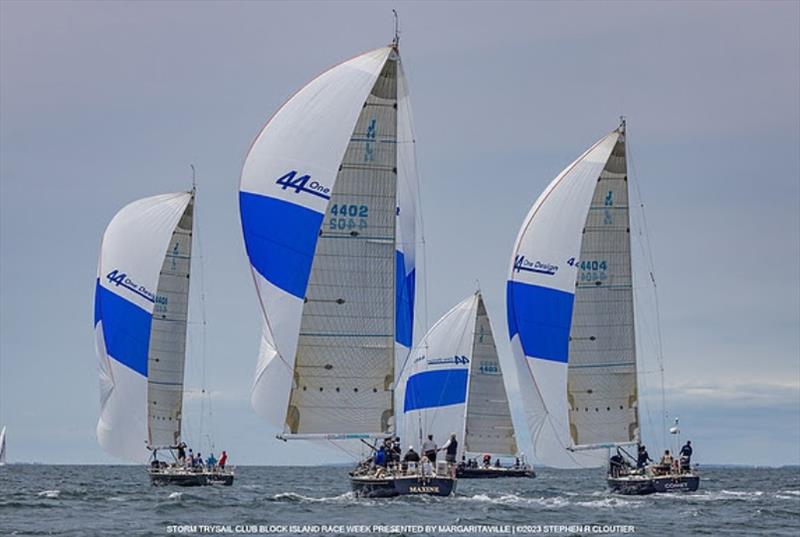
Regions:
[[0, 426, 6, 465], [506, 123, 638, 469], [398, 293, 517, 456], [240, 46, 417, 439], [95, 192, 194, 462], [465, 296, 517, 456]]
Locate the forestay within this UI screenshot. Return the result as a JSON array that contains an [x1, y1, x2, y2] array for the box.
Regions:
[[506, 127, 628, 469], [240, 46, 418, 438], [95, 192, 194, 462]]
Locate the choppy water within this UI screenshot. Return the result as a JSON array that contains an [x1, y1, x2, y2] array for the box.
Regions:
[[1, 465, 798, 536]]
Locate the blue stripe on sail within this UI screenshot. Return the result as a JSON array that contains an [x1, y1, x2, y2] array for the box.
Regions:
[[403, 369, 468, 412], [395, 250, 415, 347], [506, 280, 574, 363], [94, 280, 152, 377], [239, 192, 324, 300]]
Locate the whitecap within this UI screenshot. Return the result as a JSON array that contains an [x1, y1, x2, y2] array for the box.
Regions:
[[168, 492, 182, 499], [576, 497, 642, 509], [464, 493, 570, 508], [272, 491, 355, 503], [38, 490, 60, 498]]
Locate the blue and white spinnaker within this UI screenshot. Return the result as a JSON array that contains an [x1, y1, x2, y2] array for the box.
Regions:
[[95, 192, 194, 462], [397, 292, 517, 457], [507, 124, 639, 468], [240, 45, 418, 439]]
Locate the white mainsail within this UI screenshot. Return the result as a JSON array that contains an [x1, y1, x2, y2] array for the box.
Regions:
[[95, 192, 194, 462], [464, 296, 517, 456], [397, 293, 517, 457], [240, 45, 418, 439], [0, 426, 6, 465], [506, 123, 638, 469]]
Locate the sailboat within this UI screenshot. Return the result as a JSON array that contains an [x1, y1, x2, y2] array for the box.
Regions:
[[94, 189, 233, 486], [0, 426, 6, 465], [506, 120, 699, 494], [397, 292, 534, 479], [239, 39, 454, 497]]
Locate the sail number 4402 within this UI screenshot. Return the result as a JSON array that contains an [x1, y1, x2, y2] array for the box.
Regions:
[[329, 204, 369, 231]]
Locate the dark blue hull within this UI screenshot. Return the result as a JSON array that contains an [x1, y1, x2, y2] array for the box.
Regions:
[[350, 475, 456, 497], [149, 469, 234, 486], [608, 474, 700, 495], [456, 466, 535, 479]]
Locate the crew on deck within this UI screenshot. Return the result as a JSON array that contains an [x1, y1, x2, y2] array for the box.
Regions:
[[440, 433, 458, 463], [679, 441, 693, 473], [637, 445, 652, 469], [403, 445, 420, 463], [422, 434, 438, 463], [609, 451, 626, 477]]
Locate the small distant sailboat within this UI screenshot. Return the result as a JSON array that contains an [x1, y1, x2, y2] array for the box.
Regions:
[[239, 36, 453, 496], [94, 189, 233, 486], [397, 292, 534, 479], [0, 426, 6, 465], [506, 120, 699, 494]]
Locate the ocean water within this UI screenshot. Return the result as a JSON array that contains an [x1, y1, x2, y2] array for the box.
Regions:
[[0, 465, 798, 536]]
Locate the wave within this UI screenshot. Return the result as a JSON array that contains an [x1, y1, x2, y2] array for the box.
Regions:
[[270, 491, 357, 504], [168, 491, 182, 500], [462, 493, 639, 509]]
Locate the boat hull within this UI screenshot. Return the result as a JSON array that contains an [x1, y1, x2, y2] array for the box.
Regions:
[[149, 469, 234, 487], [350, 475, 456, 498], [608, 474, 700, 495], [456, 466, 535, 479]]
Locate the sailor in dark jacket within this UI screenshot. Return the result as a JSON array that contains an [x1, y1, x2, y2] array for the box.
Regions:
[[679, 441, 693, 472], [440, 433, 458, 463], [637, 445, 652, 469], [403, 446, 420, 462]]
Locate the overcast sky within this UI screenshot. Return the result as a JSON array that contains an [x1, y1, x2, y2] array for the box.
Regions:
[[1, 0, 798, 467]]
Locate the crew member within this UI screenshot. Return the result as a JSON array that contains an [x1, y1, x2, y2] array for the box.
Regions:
[[403, 446, 420, 463], [637, 445, 652, 469], [422, 434, 437, 463], [679, 440, 693, 472], [440, 433, 458, 463], [609, 451, 625, 477]]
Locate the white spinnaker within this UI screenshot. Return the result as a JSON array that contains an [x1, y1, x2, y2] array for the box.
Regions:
[[147, 197, 194, 448], [567, 134, 639, 447], [464, 295, 517, 456], [0, 426, 6, 464], [240, 47, 402, 434], [398, 294, 478, 451], [507, 131, 620, 469], [95, 192, 192, 463]]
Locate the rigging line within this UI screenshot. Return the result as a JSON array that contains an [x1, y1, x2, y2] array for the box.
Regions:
[[195, 181, 214, 450], [626, 126, 667, 451], [326, 438, 360, 462]]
